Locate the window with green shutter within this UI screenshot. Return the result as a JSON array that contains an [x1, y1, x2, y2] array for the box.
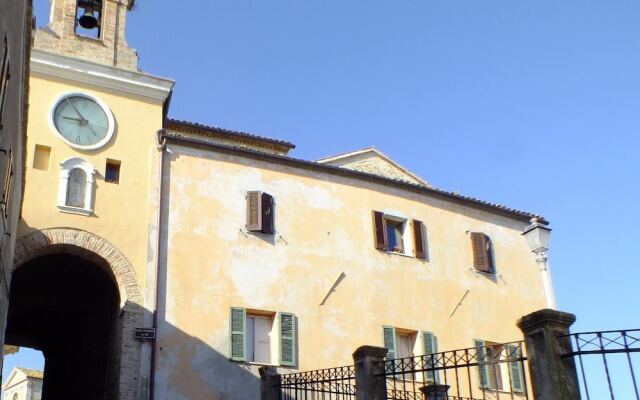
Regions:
[[229, 307, 246, 361], [279, 312, 297, 366], [507, 344, 524, 392], [382, 326, 397, 360], [422, 331, 440, 384], [475, 339, 491, 389]]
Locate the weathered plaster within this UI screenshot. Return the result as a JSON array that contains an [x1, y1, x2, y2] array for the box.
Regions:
[[154, 144, 548, 399]]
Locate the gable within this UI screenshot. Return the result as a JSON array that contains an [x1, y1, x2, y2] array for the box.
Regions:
[[316, 148, 431, 187], [2, 368, 26, 390]]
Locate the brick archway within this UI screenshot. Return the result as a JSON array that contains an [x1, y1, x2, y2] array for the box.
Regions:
[[12, 228, 144, 400]]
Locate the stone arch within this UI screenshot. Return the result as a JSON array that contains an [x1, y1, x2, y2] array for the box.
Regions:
[[13, 227, 143, 308], [12, 227, 144, 400]]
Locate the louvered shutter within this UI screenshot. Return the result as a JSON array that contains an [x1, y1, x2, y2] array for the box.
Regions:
[[413, 220, 427, 259], [373, 211, 388, 250], [279, 312, 296, 366], [422, 332, 440, 383], [246, 191, 262, 231], [261, 192, 274, 234], [382, 326, 397, 360], [507, 344, 524, 392], [475, 339, 491, 389], [229, 307, 246, 361], [471, 233, 493, 273]]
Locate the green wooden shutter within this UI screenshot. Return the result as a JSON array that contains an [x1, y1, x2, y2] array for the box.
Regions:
[[507, 344, 524, 392], [229, 307, 246, 361], [422, 331, 440, 384], [279, 312, 296, 366], [475, 339, 491, 389], [382, 326, 397, 360]]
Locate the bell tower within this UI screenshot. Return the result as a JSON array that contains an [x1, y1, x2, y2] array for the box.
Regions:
[[34, 0, 139, 70]]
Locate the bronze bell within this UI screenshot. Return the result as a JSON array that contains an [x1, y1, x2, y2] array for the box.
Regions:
[[78, 7, 99, 30]]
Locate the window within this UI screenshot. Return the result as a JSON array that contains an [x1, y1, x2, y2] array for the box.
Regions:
[[230, 307, 296, 366], [246, 191, 274, 235], [383, 326, 440, 383], [373, 211, 428, 259], [470, 232, 494, 273], [105, 159, 120, 184], [57, 157, 96, 216], [475, 340, 524, 393], [67, 168, 87, 207]]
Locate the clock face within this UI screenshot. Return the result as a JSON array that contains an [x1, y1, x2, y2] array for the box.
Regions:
[[51, 93, 115, 150]]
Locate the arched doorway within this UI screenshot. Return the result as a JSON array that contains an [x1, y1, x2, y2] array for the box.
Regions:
[[5, 229, 144, 400]]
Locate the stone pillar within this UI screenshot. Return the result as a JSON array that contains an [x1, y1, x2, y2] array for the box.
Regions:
[[420, 383, 450, 400], [517, 309, 581, 400], [259, 366, 281, 400], [352, 346, 388, 400]]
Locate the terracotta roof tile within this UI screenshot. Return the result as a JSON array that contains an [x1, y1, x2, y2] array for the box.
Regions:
[[167, 119, 295, 150]]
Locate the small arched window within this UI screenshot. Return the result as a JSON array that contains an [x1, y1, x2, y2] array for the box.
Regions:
[[57, 157, 96, 216], [66, 168, 87, 208], [13, 393, 18, 400]]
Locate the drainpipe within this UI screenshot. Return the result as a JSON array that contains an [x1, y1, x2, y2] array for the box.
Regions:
[[149, 129, 167, 400]]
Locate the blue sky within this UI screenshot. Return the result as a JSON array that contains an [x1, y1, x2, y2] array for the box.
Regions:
[[4, 0, 639, 388]]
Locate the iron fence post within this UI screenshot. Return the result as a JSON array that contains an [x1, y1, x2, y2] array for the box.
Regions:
[[517, 308, 581, 400], [259, 366, 281, 400], [352, 345, 388, 400]]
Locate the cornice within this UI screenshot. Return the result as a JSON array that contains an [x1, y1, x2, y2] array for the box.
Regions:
[[30, 49, 175, 102]]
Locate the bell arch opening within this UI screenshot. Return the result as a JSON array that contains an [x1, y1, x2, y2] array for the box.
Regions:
[[5, 229, 145, 400]]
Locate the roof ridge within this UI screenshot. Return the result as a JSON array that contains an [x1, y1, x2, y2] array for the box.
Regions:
[[167, 119, 296, 149]]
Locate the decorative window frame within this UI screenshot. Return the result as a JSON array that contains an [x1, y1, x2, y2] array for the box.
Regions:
[[57, 157, 96, 216]]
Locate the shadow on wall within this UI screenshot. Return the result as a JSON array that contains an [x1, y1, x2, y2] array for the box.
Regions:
[[154, 321, 263, 399]]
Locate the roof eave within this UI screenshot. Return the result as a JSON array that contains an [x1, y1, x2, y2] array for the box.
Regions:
[[161, 131, 548, 225]]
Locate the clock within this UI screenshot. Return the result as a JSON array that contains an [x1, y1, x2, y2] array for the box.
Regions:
[[51, 92, 115, 150]]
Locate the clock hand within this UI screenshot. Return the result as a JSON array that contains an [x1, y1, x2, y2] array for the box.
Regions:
[[86, 123, 99, 137], [65, 98, 88, 125], [62, 115, 84, 123]]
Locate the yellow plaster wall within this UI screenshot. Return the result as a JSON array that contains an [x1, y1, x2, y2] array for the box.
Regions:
[[18, 73, 164, 290], [155, 145, 547, 398]]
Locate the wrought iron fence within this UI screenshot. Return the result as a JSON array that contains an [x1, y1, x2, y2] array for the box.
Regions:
[[379, 341, 530, 400], [560, 329, 640, 400], [278, 365, 356, 399]]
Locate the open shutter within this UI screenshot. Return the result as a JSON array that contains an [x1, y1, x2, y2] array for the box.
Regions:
[[471, 233, 493, 273], [261, 192, 274, 234], [279, 312, 296, 366], [475, 339, 491, 389], [246, 191, 262, 231], [413, 220, 427, 259], [229, 307, 246, 361], [422, 332, 440, 383], [507, 344, 524, 392], [373, 211, 388, 250], [382, 326, 397, 360]]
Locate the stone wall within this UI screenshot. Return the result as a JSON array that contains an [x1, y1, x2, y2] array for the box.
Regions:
[[34, 0, 138, 70]]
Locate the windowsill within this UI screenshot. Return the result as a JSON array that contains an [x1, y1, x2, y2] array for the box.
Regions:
[[380, 250, 414, 259], [57, 205, 92, 216], [471, 268, 497, 277], [479, 388, 525, 395]]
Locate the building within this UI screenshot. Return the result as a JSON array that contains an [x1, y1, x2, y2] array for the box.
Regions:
[[5, 1, 553, 399], [2, 368, 42, 400], [0, 0, 31, 383]]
